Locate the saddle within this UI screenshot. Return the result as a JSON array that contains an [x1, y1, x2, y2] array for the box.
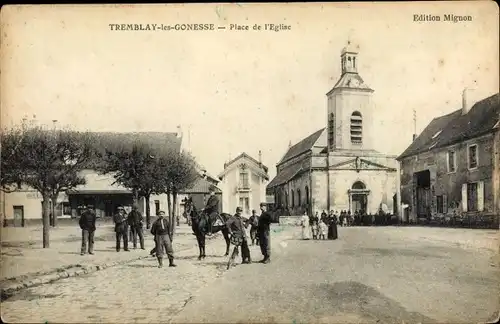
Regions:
[[206, 213, 224, 227]]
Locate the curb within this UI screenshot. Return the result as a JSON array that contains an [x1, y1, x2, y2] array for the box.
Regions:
[[1, 232, 223, 300]]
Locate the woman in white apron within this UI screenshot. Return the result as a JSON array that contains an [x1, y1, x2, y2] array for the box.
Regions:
[[300, 211, 311, 240]]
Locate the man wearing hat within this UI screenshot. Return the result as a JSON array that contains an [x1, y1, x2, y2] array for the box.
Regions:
[[113, 206, 130, 252], [79, 205, 96, 256], [226, 207, 251, 264], [150, 210, 176, 268], [257, 203, 273, 264], [203, 185, 220, 236]]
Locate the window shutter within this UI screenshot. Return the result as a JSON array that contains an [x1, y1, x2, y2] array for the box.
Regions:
[[462, 184, 468, 212], [432, 195, 437, 214], [443, 194, 448, 214], [477, 181, 484, 212]]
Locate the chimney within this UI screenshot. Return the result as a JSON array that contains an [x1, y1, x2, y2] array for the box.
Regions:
[[462, 88, 477, 115], [258, 150, 262, 163], [412, 134, 417, 141], [176, 125, 182, 138]]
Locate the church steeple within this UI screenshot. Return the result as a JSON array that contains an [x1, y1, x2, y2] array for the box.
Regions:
[[340, 40, 359, 75]]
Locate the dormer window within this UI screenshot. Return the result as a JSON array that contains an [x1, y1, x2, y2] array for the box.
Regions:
[[431, 130, 442, 139]]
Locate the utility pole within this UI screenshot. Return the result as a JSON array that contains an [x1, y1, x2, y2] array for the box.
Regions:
[[413, 109, 417, 141]]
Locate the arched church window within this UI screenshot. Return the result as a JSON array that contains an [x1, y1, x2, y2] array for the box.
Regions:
[[352, 181, 366, 190], [353, 57, 356, 68], [328, 113, 335, 149], [350, 111, 363, 144], [291, 189, 295, 207], [297, 189, 301, 207]]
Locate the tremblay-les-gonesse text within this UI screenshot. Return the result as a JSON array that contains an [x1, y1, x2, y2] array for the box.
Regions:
[[109, 23, 291, 32]]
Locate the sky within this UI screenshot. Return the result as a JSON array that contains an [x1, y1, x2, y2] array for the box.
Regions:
[[1, 3, 498, 179]]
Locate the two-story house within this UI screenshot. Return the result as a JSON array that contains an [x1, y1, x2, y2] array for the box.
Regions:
[[217, 152, 269, 216], [3, 129, 186, 226], [397, 91, 499, 225]]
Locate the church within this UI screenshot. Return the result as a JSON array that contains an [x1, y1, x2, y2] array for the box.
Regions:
[[267, 42, 399, 216]]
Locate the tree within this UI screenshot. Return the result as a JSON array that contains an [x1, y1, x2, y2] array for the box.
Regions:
[[97, 138, 170, 228], [165, 151, 199, 238], [1, 125, 94, 247]]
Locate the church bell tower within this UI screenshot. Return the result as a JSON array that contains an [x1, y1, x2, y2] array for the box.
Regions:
[[326, 41, 374, 152]]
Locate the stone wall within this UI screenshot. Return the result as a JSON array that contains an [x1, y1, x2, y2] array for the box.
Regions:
[[400, 132, 496, 220]]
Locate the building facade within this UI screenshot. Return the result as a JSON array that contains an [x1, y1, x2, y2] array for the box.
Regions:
[[3, 130, 185, 226], [267, 42, 398, 216], [397, 92, 500, 223], [217, 152, 269, 217]]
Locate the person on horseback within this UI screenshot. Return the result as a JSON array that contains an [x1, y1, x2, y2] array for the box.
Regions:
[[203, 186, 220, 236]]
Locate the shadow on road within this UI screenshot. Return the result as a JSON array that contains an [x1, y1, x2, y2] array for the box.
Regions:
[[317, 281, 435, 323]]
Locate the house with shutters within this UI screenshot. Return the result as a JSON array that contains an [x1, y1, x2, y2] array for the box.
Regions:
[[397, 91, 500, 224], [217, 152, 269, 216]]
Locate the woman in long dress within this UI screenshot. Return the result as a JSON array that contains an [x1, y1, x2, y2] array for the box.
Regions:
[[300, 211, 311, 240]]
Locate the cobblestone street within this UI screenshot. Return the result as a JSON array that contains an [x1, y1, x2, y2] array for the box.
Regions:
[[1, 225, 498, 323], [1, 225, 294, 323]]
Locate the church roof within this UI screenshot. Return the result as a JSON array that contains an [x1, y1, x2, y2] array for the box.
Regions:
[[397, 93, 500, 160], [278, 128, 325, 165], [327, 73, 373, 94], [267, 161, 307, 189]]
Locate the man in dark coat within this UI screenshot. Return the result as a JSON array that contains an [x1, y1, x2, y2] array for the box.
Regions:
[[128, 204, 145, 250], [204, 186, 220, 236], [113, 206, 130, 252], [226, 207, 251, 264], [79, 205, 96, 256], [248, 210, 259, 246], [151, 211, 176, 268], [257, 203, 273, 264]]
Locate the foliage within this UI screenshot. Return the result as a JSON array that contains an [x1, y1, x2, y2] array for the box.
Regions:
[[1, 124, 94, 247]]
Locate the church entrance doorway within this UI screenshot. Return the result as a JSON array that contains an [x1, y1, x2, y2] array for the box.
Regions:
[[348, 181, 370, 214]]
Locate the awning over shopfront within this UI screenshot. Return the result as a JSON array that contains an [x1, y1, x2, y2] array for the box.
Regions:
[[67, 189, 133, 195]]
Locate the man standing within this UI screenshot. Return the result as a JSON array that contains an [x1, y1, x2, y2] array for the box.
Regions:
[[248, 210, 259, 246], [226, 207, 251, 264], [79, 205, 96, 256], [151, 211, 176, 268], [113, 206, 130, 252], [257, 203, 272, 264], [128, 204, 145, 250], [204, 186, 220, 236]]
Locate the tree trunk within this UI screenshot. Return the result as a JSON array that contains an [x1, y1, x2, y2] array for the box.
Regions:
[[145, 193, 151, 229], [172, 191, 178, 239], [132, 189, 139, 206], [42, 194, 51, 248], [166, 190, 173, 236], [51, 196, 58, 227]]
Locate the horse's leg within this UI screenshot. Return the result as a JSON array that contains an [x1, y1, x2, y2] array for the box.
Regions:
[[201, 234, 206, 259], [196, 233, 203, 261], [222, 227, 230, 256], [227, 246, 238, 270]]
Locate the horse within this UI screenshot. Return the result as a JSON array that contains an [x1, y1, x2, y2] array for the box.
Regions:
[[184, 198, 231, 260]]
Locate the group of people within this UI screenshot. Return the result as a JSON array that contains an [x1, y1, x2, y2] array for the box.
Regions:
[[78, 203, 176, 268], [299, 210, 340, 240], [225, 203, 273, 264]]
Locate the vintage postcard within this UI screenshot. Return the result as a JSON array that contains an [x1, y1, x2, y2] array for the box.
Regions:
[[0, 2, 499, 323]]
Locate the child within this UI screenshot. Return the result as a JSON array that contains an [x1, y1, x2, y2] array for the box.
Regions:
[[319, 219, 328, 240]]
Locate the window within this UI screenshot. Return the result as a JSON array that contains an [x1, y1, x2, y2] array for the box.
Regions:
[[62, 202, 71, 216], [155, 200, 160, 215], [305, 186, 309, 205], [239, 172, 249, 188], [447, 151, 456, 173], [297, 189, 301, 207], [328, 113, 335, 149], [350, 111, 363, 144], [239, 197, 250, 214], [468, 144, 478, 169], [467, 183, 478, 212], [291, 189, 295, 207], [436, 195, 443, 213]]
